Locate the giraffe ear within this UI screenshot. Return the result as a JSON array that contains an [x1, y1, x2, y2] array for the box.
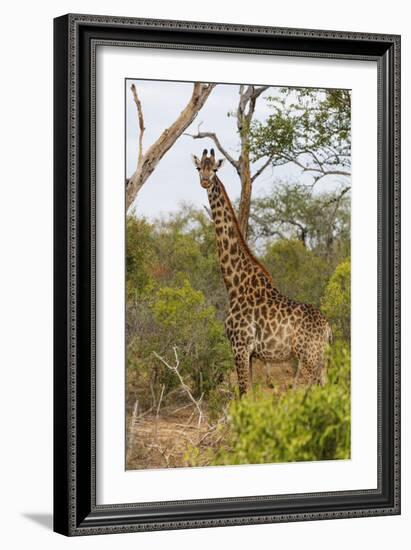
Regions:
[[216, 158, 225, 169], [191, 154, 200, 168]]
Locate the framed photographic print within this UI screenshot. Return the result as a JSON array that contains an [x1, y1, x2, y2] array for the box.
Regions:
[[53, 14, 401, 536]]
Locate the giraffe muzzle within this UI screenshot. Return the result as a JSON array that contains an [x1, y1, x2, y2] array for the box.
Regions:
[[201, 177, 212, 188]]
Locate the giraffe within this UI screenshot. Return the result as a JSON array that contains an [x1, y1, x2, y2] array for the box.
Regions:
[[192, 149, 332, 396]]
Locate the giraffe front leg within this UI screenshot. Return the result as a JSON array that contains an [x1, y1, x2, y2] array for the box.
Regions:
[[234, 348, 251, 397]]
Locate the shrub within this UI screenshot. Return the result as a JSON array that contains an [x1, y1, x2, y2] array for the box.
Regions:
[[127, 280, 233, 411], [149, 210, 228, 318], [205, 341, 350, 465], [263, 239, 331, 307], [321, 259, 351, 341], [126, 216, 155, 299]]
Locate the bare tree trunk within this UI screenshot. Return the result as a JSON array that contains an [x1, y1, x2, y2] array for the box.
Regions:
[[237, 150, 252, 236], [236, 85, 269, 237], [126, 82, 216, 212], [185, 85, 269, 239]]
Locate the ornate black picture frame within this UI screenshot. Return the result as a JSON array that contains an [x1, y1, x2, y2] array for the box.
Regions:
[[53, 13, 400, 536]]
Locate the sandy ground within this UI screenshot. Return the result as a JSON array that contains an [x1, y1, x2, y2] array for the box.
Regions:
[[126, 360, 295, 470]]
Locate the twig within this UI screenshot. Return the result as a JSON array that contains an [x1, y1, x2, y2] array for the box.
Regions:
[[171, 402, 194, 415], [146, 443, 170, 467], [153, 347, 205, 428], [203, 204, 214, 222], [136, 386, 184, 419], [184, 129, 239, 168], [198, 424, 219, 445], [154, 384, 165, 439], [251, 155, 275, 182], [156, 384, 165, 418]]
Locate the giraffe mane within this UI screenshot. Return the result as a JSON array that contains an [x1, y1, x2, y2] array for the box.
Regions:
[[215, 176, 275, 286]]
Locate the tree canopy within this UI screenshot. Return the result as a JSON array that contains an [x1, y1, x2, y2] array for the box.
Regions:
[[250, 181, 350, 259], [249, 88, 351, 187]]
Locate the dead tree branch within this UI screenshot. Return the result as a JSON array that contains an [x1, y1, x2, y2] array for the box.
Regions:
[[184, 129, 239, 169], [153, 347, 204, 428], [130, 83, 145, 166], [203, 204, 214, 221], [185, 85, 271, 238], [126, 82, 216, 212]]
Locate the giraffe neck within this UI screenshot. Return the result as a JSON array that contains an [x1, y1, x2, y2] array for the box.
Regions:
[[207, 176, 273, 298]]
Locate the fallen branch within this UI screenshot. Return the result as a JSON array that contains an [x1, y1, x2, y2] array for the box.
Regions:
[[146, 443, 171, 467], [127, 82, 216, 211]]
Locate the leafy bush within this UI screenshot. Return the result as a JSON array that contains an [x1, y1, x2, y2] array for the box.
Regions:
[[126, 216, 155, 298], [205, 341, 350, 465], [321, 259, 351, 341], [142, 209, 228, 318], [263, 239, 331, 306], [127, 279, 233, 411], [250, 183, 350, 261]]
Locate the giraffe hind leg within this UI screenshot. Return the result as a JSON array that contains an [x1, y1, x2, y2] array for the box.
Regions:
[[294, 359, 315, 388], [294, 354, 326, 388], [234, 349, 251, 397], [309, 346, 327, 386]]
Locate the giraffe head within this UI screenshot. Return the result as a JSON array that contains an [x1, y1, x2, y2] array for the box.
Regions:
[[191, 148, 225, 188]]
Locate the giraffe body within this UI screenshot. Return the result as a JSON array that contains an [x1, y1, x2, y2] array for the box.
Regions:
[[192, 149, 331, 396]]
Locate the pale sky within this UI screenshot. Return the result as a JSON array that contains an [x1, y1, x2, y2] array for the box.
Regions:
[[126, 79, 348, 220]]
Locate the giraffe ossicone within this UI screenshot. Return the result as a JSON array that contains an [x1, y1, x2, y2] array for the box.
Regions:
[[192, 149, 332, 397]]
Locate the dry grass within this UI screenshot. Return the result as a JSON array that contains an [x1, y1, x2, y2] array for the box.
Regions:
[[126, 359, 296, 470], [126, 406, 213, 469]]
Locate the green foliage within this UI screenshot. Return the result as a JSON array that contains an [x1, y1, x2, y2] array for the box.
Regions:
[[127, 279, 233, 410], [126, 208, 234, 414], [146, 207, 228, 318], [250, 182, 350, 260], [249, 88, 351, 181], [321, 259, 351, 341], [207, 341, 351, 465], [126, 203, 351, 423], [263, 239, 331, 306], [151, 279, 219, 350], [126, 217, 155, 298]]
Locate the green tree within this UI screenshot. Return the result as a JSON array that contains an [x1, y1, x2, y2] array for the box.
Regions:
[[321, 259, 351, 342], [126, 216, 155, 299], [148, 207, 228, 318], [249, 88, 351, 187], [263, 239, 331, 307], [250, 182, 350, 260]]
